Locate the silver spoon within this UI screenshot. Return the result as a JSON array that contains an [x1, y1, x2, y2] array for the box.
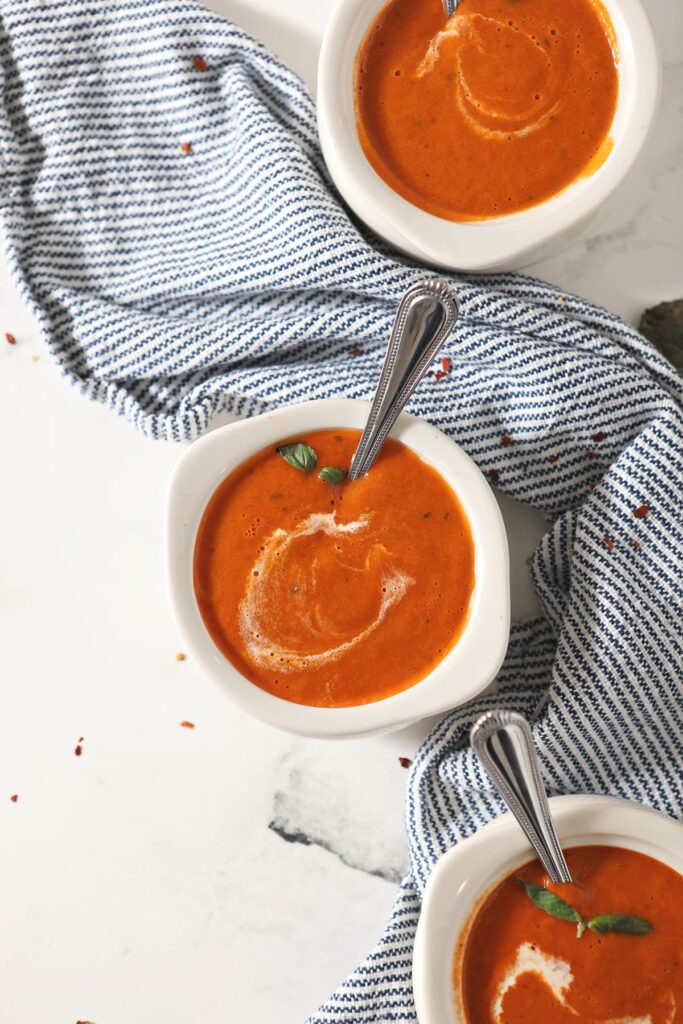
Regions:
[[470, 710, 573, 884], [442, 0, 458, 15], [348, 278, 459, 480]]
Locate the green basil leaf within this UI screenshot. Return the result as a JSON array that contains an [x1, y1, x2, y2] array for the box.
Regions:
[[277, 442, 317, 473], [587, 914, 653, 935], [521, 882, 584, 931], [319, 466, 346, 485]]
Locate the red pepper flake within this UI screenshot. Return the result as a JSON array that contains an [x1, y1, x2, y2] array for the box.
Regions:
[[585, 450, 598, 460], [4, 332, 16, 345], [192, 57, 208, 71], [441, 357, 452, 373], [10, 794, 18, 803], [180, 142, 193, 154], [549, 454, 559, 464], [348, 346, 364, 356], [633, 504, 650, 519], [76, 1020, 95, 1023], [398, 757, 413, 769], [74, 743, 83, 756], [501, 434, 513, 447], [602, 536, 614, 551], [592, 430, 606, 443], [176, 652, 186, 662], [633, 540, 641, 550], [488, 468, 500, 483], [434, 370, 447, 381], [180, 720, 196, 729]]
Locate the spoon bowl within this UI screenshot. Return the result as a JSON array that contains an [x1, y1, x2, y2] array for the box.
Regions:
[[349, 278, 458, 479], [471, 709, 572, 884]]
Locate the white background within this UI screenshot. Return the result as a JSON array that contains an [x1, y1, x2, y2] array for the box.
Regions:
[[0, 0, 681, 1021]]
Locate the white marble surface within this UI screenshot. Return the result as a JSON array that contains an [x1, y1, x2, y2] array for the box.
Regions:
[[0, 1, 680, 1021]]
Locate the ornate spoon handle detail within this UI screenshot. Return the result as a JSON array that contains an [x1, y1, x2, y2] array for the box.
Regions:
[[348, 279, 459, 480], [470, 710, 573, 884]]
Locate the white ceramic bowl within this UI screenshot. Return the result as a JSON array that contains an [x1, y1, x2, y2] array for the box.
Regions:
[[166, 398, 509, 738], [317, 0, 660, 271], [413, 794, 683, 1024]]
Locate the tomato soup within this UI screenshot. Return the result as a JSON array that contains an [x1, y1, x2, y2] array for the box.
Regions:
[[193, 429, 474, 707], [355, 0, 619, 219], [455, 845, 683, 1024]]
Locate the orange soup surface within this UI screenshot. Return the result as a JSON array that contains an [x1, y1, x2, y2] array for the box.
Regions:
[[456, 845, 683, 1024], [193, 429, 475, 707], [355, 0, 619, 219]]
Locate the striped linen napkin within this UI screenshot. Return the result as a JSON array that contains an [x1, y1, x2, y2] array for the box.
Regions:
[[1, 2, 682, 1020]]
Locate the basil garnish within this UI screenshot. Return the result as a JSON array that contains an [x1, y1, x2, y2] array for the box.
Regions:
[[520, 881, 652, 940], [587, 914, 653, 935], [277, 442, 316, 473], [521, 882, 585, 936], [319, 466, 346, 484]]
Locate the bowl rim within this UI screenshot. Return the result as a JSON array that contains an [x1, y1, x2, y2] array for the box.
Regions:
[[317, 0, 661, 271], [412, 794, 683, 1024], [165, 398, 510, 739]]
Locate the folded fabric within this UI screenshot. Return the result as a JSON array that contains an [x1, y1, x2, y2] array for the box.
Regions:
[[1, 2, 682, 1021]]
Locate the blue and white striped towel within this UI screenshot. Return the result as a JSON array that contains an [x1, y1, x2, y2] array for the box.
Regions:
[[1, 1, 682, 1020]]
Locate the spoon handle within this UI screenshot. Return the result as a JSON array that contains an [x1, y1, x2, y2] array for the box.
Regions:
[[470, 710, 573, 884], [348, 278, 459, 480]]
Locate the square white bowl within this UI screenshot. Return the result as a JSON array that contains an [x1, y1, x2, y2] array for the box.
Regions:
[[317, 0, 660, 270], [166, 398, 510, 738], [413, 795, 683, 1024]]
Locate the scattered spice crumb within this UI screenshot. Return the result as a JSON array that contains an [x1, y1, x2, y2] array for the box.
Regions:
[[423, 512, 430, 518], [76, 1020, 95, 1023], [524, 556, 532, 567], [434, 370, 447, 381], [634, 540, 641, 550], [585, 449, 598, 460], [192, 57, 208, 70], [441, 356, 451, 373], [587, 482, 596, 490], [592, 430, 606, 443], [426, 369, 436, 377], [10, 794, 18, 803], [180, 720, 196, 729], [31, 355, 40, 363], [398, 757, 413, 769], [348, 346, 364, 356], [74, 743, 83, 756], [633, 504, 650, 519], [4, 332, 16, 345], [602, 536, 614, 551], [555, 296, 566, 306], [549, 454, 559, 464], [180, 141, 193, 154], [501, 434, 513, 447], [176, 651, 186, 662], [488, 468, 500, 483]]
